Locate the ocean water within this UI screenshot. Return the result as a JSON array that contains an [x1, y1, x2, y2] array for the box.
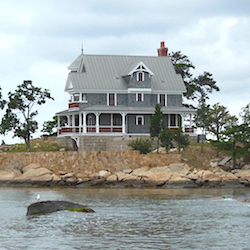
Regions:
[[1, 187, 250, 250]]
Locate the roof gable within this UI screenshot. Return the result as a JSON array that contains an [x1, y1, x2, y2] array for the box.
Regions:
[[65, 54, 186, 93], [121, 61, 154, 77]]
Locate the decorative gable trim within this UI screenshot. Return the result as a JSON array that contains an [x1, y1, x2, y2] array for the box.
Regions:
[[122, 61, 154, 77]]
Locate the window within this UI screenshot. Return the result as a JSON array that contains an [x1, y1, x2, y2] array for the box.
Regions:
[[136, 116, 144, 125], [81, 93, 87, 102], [113, 114, 122, 126], [158, 94, 167, 106], [108, 93, 116, 106], [137, 72, 144, 82], [73, 93, 80, 102], [136, 93, 144, 102], [170, 114, 176, 127]]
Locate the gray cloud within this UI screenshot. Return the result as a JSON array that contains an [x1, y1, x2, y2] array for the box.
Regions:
[[0, 0, 250, 143]]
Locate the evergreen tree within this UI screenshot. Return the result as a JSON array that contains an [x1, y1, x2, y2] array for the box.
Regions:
[[159, 128, 173, 153], [149, 104, 165, 153], [172, 128, 190, 153]]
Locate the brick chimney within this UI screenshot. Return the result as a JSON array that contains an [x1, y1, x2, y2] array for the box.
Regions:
[[157, 41, 168, 56]]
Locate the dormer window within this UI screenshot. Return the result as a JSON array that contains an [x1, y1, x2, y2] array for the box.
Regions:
[[137, 72, 144, 82]]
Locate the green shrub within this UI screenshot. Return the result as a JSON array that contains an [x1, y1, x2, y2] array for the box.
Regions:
[[127, 137, 153, 154]]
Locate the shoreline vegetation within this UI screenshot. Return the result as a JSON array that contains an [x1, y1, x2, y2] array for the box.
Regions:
[[0, 137, 250, 188]]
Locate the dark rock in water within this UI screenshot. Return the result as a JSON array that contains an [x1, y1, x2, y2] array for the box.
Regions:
[[26, 200, 95, 216]]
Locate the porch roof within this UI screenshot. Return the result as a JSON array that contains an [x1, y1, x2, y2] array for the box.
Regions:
[[56, 105, 196, 116]]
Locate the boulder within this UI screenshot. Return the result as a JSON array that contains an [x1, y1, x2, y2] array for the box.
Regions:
[[140, 166, 173, 186], [98, 170, 111, 178], [27, 200, 95, 216], [167, 173, 198, 188]]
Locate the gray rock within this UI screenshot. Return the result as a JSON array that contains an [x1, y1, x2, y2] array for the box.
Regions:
[[27, 200, 95, 216]]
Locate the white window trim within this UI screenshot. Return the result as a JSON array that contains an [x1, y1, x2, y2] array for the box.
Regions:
[[107, 93, 117, 106], [136, 115, 144, 125], [136, 93, 144, 102], [81, 93, 88, 103], [136, 72, 145, 82], [157, 94, 167, 106]]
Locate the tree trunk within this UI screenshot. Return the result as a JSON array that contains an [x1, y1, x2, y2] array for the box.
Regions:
[[232, 151, 236, 169], [25, 134, 31, 152], [157, 138, 160, 154]]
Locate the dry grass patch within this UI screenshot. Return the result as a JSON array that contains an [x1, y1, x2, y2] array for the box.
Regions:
[[181, 143, 220, 170]]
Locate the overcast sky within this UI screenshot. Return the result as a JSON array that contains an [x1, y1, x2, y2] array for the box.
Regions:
[[0, 0, 250, 144]]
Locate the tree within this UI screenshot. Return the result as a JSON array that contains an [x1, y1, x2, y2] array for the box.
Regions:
[[172, 128, 189, 153], [0, 80, 54, 151], [192, 71, 219, 105], [169, 51, 195, 99], [149, 104, 165, 153], [41, 116, 57, 137], [0, 86, 6, 109], [240, 103, 250, 124], [159, 128, 173, 153], [170, 51, 219, 106], [193, 103, 210, 152], [212, 124, 250, 169], [205, 103, 238, 141]]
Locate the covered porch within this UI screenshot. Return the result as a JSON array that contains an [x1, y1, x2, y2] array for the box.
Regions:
[[56, 109, 195, 136]]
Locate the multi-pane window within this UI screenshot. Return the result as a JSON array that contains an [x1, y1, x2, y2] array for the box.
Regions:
[[138, 72, 144, 82], [159, 94, 167, 106], [170, 114, 176, 127], [73, 93, 80, 102], [136, 116, 144, 125], [136, 93, 143, 102], [81, 93, 87, 102], [108, 93, 116, 106]]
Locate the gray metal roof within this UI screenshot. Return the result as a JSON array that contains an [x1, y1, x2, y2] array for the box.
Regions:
[[65, 54, 186, 94], [56, 105, 195, 116]]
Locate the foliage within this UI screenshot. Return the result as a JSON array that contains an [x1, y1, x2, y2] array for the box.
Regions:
[[193, 103, 210, 152], [240, 103, 250, 124], [149, 104, 165, 152], [0, 86, 6, 109], [41, 116, 57, 136], [172, 128, 190, 152], [169, 51, 195, 99], [0, 80, 54, 152], [192, 71, 219, 105], [205, 103, 238, 141], [159, 128, 173, 153], [211, 124, 250, 169], [170, 51, 219, 106], [127, 137, 153, 154]]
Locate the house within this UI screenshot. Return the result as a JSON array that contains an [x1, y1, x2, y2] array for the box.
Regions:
[[56, 42, 196, 151]]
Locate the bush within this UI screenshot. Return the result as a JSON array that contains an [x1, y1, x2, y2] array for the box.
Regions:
[[128, 137, 153, 154]]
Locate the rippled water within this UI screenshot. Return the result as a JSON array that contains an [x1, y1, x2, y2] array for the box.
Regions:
[[1, 187, 250, 249]]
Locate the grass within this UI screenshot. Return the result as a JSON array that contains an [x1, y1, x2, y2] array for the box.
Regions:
[[0, 137, 63, 153], [181, 142, 221, 170]]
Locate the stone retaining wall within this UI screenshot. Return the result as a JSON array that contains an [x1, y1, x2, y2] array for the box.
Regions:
[[0, 151, 181, 175]]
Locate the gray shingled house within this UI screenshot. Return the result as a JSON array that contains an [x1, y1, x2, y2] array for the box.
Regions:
[[56, 42, 196, 151]]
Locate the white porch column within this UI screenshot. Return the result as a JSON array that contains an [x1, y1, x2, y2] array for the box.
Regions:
[[181, 113, 185, 132], [95, 112, 100, 133], [72, 115, 75, 127], [67, 115, 71, 126], [57, 116, 61, 135], [122, 112, 126, 134], [83, 112, 86, 133]]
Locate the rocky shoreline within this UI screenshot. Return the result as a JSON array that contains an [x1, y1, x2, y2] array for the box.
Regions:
[[1, 161, 250, 188]]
